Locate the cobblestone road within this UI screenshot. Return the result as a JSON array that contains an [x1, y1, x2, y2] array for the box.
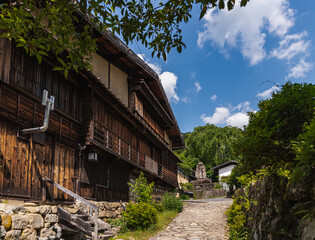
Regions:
[[150, 197, 233, 240]]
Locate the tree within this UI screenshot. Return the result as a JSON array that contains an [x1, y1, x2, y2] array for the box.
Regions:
[[235, 82, 315, 174], [291, 115, 315, 183], [0, 0, 250, 75], [176, 124, 243, 177]]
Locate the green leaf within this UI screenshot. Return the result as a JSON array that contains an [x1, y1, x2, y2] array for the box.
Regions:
[[57, 57, 66, 67], [36, 54, 42, 64], [53, 66, 64, 71], [64, 69, 68, 79], [227, 0, 235, 10], [38, 50, 48, 56], [241, 0, 250, 7], [219, 0, 225, 10]]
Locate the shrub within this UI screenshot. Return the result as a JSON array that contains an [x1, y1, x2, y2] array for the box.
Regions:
[[161, 192, 183, 212], [180, 182, 194, 191], [226, 191, 249, 240], [123, 202, 157, 230], [151, 202, 164, 212], [106, 217, 127, 233], [179, 194, 189, 200], [214, 183, 222, 189], [128, 172, 154, 203]]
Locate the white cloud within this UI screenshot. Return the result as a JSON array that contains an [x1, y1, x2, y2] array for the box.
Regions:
[[233, 101, 251, 112], [195, 82, 202, 92], [201, 101, 253, 129], [271, 31, 310, 61], [226, 113, 250, 129], [257, 85, 281, 99], [210, 95, 217, 101], [137, 54, 145, 61], [160, 72, 179, 103], [137, 54, 183, 103], [181, 97, 190, 103], [200, 107, 230, 125], [287, 59, 313, 79], [197, 0, 294, 65], [148, 63, 162, 75], [137, 53, 162, 74]]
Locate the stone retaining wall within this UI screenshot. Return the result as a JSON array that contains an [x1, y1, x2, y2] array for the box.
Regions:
[[236, 174, 315, 240], [0, 203, 61, 240], [0, 200, 127, 239], [69, 200, 127, 221]]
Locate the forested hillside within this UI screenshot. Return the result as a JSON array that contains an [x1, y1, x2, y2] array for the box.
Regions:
[[176, 125, 243, 177]]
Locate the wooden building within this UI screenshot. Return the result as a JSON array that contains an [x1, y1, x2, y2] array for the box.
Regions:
[[0, 27, 185, 202]]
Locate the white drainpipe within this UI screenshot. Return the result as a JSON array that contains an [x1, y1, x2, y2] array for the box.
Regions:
[[21, 90, 55, 134]]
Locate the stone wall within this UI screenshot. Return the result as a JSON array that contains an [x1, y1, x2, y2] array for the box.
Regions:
[[0, 203, 61, 240], [237, 174, 315, 240], [0, 200, 127, 239], [192, 179, 226, 199], [69, 200, 127, 221]]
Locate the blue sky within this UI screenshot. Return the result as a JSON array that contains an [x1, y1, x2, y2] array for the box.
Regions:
[[129, 0, 315, 133]]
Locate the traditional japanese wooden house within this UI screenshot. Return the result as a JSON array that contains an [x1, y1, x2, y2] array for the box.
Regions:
[[0, 27, 185, 202]]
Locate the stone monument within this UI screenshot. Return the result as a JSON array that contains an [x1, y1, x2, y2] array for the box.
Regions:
[[191, 162, 225, 199], [195, 162, 207, 179]]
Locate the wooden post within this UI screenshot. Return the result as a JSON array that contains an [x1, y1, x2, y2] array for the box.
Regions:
[[106, 129, 109, 148], [94, 209, 99, 240], [75, 179, 80, 195], [118, 138, 121, 155], [128, 145, 131, 161]]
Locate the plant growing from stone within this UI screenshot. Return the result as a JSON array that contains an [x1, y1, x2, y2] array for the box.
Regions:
[[128, 172, 154, 204]]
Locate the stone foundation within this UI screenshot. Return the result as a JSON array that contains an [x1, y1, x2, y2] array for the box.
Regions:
[[0, 200, 127, 239], [192, 179, 226, 199], [70, 200, 127, 221], [0, 203, 61, 240]]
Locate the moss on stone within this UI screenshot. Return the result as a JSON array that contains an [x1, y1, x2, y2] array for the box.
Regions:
[[1, 214, 12, 230]]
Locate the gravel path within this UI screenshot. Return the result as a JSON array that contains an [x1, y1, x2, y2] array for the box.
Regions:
[[150, 197, 233, 240]]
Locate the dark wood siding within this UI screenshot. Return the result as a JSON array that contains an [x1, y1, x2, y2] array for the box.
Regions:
[[10, 46, 81, 120], [0, 85, 80, 147], [0, 120, 77, 200]]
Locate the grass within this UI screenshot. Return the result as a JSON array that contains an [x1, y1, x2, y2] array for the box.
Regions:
[[112, 210, 178, 240]]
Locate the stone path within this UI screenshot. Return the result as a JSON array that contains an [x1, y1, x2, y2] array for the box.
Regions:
[[150, 197, 233, 240]]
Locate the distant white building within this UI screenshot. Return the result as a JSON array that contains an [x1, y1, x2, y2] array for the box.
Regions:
[[212, 161, 238, 191]]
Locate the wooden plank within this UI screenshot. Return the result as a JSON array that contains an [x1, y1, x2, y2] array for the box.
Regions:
[[53, 143, 60, 199], [0, 121, 6, 192], [22, 140, 30, 196], [28, 136, 33, 197], [15, 139, 22, 195], [47, 139, 53, 198], [34, 144, 41, 199], [64, 148, 70, 199], [69, 149, 75, 196], [59, 146, 65, 199], [8, 126, 15, 194], [0, 36, 12, 83]]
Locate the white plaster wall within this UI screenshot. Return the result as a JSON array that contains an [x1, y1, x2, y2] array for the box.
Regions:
[[218, 165, 236, 180], [110, 64, 128, 106], [90, 52, 109, 87]]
